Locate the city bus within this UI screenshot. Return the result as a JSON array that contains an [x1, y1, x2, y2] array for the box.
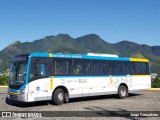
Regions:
[[7, 53, 151, 105]]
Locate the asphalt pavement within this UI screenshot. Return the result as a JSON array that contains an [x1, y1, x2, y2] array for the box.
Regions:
[[0, 88, 160, 120]]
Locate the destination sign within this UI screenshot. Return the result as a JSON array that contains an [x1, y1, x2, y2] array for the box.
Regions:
[[52, 54, 82, 59], [13, 55, 28, 62]]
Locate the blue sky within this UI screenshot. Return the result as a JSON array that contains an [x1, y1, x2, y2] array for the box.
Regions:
[[0, 0, 160, 50]]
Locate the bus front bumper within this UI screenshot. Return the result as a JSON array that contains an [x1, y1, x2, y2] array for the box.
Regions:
[[8, 93, 28, 102]]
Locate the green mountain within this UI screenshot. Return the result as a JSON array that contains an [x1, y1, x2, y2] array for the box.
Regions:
[[0, 34, 160, 74]]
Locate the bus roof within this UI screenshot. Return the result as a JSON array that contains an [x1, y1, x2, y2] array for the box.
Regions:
[[20, 52, 149, 62]]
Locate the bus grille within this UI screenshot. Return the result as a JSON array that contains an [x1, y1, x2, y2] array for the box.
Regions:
[[9, 94, 18, 101]]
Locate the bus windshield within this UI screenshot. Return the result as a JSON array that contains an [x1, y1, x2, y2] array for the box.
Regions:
[[9, 63, 28, 88]]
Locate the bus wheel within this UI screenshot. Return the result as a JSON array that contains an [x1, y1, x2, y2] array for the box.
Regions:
[[118, 85, 128, 99], [53, 88, 64, 105], [64, 92, 69, 103]]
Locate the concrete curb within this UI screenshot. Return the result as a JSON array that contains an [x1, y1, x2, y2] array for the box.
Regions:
[[145, 88, 160, 91], [0, 86, 8, 88]]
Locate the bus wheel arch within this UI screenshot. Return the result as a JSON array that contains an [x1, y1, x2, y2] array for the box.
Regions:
[[117, 83, 128, 99], [52, 86, 69, 105]]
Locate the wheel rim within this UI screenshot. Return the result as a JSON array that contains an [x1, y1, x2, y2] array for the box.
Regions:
[[120, 88, 126, 97], [58, 92, 63, 101]]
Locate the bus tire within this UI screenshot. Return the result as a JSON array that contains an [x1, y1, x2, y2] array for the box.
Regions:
[[53, 88, 64, 105], [5, 97, 10, 104], [118, 85, 128, 99], [64, 92, 69, 103]]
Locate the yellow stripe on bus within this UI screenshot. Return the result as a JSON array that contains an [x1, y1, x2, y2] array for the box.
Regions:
[[50, 76, 53, 90], [130, 58, 149, 62], [49, 53, 53, 90], [49, 53, 53, 57], [0, 86, 8, 88], [9, 92, 21, 95], [132, 75, 150, 77]]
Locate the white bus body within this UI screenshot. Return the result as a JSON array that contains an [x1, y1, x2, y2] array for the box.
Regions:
[[8, 53, 151, 105]]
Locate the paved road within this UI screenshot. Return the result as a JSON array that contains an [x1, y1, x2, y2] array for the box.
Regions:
[[0, 88, 160, 120]]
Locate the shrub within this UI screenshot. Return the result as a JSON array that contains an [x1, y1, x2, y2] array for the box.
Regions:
[[0, 75, 8, 85], [151, 77, 160, 88]]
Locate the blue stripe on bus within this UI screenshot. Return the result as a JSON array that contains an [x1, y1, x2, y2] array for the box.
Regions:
[[81, 55, 129, 61], [53, 75, 128, 78], [30, 53, 50, 57], [29, 53, 130, 61]]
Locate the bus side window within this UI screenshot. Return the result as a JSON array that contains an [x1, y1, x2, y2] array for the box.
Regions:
[[30, 63, 47, 79], [108, 61, 122, 75], [92, 61, 99, 75], [135, 62, 148, 74], [83, 61, 91, 75], [74, 59, 83, 75], [30, 64, 37, 79], [74, 64, 82, 74], [92, 60, 108, 75], [122, 62, 135, 75], [39, 64, 47, 76], [53, 59, 72, 75]]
